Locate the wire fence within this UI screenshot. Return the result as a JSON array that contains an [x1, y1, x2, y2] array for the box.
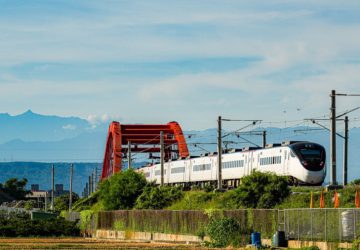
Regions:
[[279, 208, 360, 242], [93, 209, 360, 242]]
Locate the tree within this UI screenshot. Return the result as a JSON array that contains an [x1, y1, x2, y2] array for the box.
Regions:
[[230, 171, 290, 208], [54, 192, 80, 212], [98, 169, 147, 210], [135, 183, 183, 209], [1, 178, 29, 200]]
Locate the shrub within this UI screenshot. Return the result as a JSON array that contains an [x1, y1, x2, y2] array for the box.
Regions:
[[0, 212, 79, 237], [98, 169, 147, 210], [230, 171, 290, 208], [135, 183, 183, 209], [206, 216, 243, 247], [54, 192, 80, 212]]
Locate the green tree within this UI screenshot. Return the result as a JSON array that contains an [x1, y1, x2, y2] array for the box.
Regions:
[[98, 169, 147, 210], [350, 179, 360, 185], [54, 192, 80, 212], [2, 178, 29, 200], [135, 183, 183, 209], [230, 171, 290, 208]]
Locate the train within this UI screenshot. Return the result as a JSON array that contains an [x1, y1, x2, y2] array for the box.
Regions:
[[138, 141, 326, 187]]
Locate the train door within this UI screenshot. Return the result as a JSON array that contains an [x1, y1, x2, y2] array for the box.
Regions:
[[249, 151, 254, 172], [283, 150, 289, 175], [245, 152, 250, 175]]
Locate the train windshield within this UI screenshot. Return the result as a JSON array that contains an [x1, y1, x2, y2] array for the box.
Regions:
[[291, 143, 326, 171], [298, 148, 322, 161]]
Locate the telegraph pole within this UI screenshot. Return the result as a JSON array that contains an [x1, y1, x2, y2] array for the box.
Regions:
[[51, 164, 55, 211], [85, 183, 89, 198], [69, 164, 73, 211], [89, 175, 92, 195], [217, 116, 222, 190], [330, 90, 337, 185], [262, 131, 267, 148], [343, 116, 349, 186], [94, 167, 98, 190], [128, 141, 132, 169], [160, 131, 164, 186]]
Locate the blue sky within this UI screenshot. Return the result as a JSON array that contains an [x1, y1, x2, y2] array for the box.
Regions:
[[0, 0, 360, 129]]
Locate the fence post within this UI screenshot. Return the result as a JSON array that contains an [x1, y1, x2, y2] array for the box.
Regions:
[[311, 209, 313, 241], [325, 209, 327, 241], [339, 209, 341, 242], [354, 209, 356, 240], [297, 209, 300, 241]]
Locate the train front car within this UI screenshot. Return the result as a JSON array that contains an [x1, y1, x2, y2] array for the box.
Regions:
[[289, 142, 326, 185]]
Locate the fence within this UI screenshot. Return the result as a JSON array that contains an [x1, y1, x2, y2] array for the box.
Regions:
[[97, 209, 277, 238], [279, 208, 360, 242], [96, 209, 360, 242]]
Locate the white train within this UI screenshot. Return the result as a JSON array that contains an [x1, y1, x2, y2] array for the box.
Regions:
[[138, 141, 326, 186]]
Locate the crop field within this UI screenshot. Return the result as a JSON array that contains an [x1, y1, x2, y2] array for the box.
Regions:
[[0, 238, 201, 250]]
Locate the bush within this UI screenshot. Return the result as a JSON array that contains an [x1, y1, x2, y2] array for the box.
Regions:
[[135, 183, 183, 209], [98, 169, 147, 210], [206, 216, 243, 247], [230, 171, 290, 208], [54, 192, 80, 212], [0, 212, 79, 237]]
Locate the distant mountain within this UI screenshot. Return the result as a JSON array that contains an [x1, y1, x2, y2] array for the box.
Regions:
[[0, 110, 107, 144]]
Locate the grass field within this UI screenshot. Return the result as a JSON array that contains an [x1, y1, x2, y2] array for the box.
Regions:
[[0, 238, 202, 249]]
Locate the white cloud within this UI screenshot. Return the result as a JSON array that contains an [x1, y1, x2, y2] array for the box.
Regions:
[[62, 124, 76, 130], [86, 114, 122, 128]]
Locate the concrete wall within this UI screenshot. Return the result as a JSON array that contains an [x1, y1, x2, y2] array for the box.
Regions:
[[96, 229, 354, 250], [96, 229, 203, 243]]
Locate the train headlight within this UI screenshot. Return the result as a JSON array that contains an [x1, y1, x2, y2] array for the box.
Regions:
[[302, 161, 308, 166]]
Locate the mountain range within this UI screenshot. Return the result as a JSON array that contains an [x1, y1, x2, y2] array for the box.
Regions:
[[0, 110, 359, 194]]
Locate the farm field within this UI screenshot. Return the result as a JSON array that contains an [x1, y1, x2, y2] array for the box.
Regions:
[[0, 238, 200, 249]]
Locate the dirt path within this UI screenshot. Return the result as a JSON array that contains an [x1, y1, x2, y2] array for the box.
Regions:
[[0, 237, 206, 249]]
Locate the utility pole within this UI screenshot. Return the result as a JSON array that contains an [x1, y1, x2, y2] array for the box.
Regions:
[[160, 131, 164, 186], [128, 141, 132, 169], [262, 131, 267, 148], [94, 167, 98, 191], [89, 175, 92, 195], [217, 116, 222, 190], [69, 164, 73, 211], [85, 183, 89, 198], [51, 164, 55, 211], [343, 116, 349, 186], [44, 192, 48, 212], [330, 90, 337, 185]]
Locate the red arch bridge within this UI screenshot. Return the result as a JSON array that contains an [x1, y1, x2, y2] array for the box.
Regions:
[[101, 121, 189, 180]]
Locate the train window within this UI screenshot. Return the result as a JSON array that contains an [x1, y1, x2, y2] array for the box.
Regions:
[[155, 170, 167, 176], [171, 167, 185, 174], [193, 164, 211, 171]]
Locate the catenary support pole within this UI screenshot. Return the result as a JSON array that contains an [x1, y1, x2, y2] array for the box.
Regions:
[[217, 116, 222, 190], [51, 164, 54, 211], [262, 130, 267, 148], [85, 183, 89, 198], [330, 90, 337, 185], [160, 131, 164, 186], [44, 192, 48, 212], [343, 116, 349, 186], [69, 164, 73, 211], [94, 167, 97, 190], [89, 175, 92, 195], [128, 141, 131, 169]]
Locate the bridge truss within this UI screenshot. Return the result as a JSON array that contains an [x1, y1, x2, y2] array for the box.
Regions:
[[101, 121, 189, 179]]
